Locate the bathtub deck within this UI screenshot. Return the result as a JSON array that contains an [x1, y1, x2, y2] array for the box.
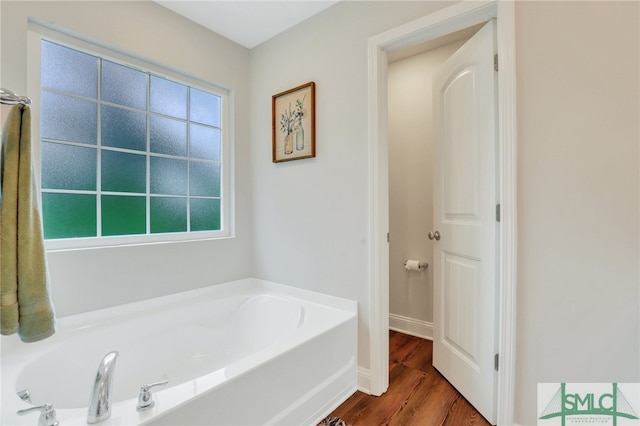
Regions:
[[325, 331, 492, 426], [2, 279, 358, 426]]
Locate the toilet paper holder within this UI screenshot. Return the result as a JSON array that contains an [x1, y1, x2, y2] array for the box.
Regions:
[[404, 260, 428, 270]]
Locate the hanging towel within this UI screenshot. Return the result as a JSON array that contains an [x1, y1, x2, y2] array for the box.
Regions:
[[0, 104, 55, 342]]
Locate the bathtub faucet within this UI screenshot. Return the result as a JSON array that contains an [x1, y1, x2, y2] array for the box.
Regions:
[[16, 403, 58, 426], [87, 351, 119, 424]]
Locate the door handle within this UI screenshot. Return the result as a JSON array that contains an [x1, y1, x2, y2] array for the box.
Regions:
[[428, 231, 440, 241]]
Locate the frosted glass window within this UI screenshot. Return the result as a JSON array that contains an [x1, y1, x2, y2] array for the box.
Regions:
[[190, 161, 220, 197], [150, 116, 187, 156], [41, 91, 97, 144], [151, 197, 187, 233], [41, 40, 97, 98], [39, 38, 229, 244], [191, 198, 220, 231], [42, 193, 96, 239], [102, 195, 146, 236], [101, 150, 146, 193], [41, 142, 96, 190], [102, 60, 147, 110], [150, 76, 187, 119], [101, 105, 146, 151], [190, 88, 220, 127], [150, 157, 187, 195], [190, 124, 220, 161]]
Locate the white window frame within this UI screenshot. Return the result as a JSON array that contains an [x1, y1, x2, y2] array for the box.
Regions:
[[27, 20, 234, 251]]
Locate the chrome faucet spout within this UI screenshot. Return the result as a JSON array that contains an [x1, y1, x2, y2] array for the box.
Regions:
[[87, 351, 119, 424]]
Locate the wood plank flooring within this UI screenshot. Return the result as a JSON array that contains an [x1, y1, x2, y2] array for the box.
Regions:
[[326, 331, 492, 426]]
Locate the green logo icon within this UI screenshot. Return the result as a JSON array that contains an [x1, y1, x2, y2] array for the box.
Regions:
[[539, 383, 639, 425]]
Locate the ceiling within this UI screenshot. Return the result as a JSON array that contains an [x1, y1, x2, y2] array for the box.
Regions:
[[153, 1, 341, 49]]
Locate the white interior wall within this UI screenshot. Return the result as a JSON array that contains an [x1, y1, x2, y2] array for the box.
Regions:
[[387, 41, 463, 338], [0, 0, 253, 316], [514, 2, 639, 423]]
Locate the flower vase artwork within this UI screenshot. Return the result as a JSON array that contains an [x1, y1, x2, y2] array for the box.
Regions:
[[280, 95, 307, 155], [295, 125, 304, 151], [294, 98, 306, 151], [284, 133, 294, 154], [272, 81, 315, 163]]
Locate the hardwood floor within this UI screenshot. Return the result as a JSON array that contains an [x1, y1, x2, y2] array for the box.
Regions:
[[326, 331, 491, 426]]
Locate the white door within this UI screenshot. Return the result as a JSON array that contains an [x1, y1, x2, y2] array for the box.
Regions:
[[432, 19, 498, 425]]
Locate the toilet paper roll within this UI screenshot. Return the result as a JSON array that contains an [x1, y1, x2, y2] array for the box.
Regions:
[[404, 260, 422, 271]]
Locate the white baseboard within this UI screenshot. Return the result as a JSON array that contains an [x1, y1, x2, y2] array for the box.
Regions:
[[389, 313, 433, 340], [357, 366, 371, 394]]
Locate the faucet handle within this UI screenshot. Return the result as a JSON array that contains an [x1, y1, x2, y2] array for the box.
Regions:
[[17, 403, 59, 426], [17, 389, 31, 403], [136, 380, 169, 412]]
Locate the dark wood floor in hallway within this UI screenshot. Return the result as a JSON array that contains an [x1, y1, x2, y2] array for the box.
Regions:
[[326, 331, 492, 426]]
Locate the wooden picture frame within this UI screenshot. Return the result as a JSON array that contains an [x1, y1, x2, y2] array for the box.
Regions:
[[272, 82, 315, 163]]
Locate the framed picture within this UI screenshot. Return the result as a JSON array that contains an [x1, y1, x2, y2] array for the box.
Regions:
[[272, 82, 315, 163]]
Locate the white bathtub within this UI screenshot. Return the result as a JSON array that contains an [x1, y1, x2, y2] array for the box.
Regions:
[[1, 278, 357, 426]]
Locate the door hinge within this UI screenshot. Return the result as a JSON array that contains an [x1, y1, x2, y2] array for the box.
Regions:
[[496, 204, 501, 222], [494, 353, 499, 371], [494, 54, 499, 72], [387, 232, 389, 243]]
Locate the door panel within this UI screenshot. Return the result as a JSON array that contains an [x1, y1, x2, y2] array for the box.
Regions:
[[442, 66, 480, 221], [443, 252, 480, 369], [432, 19, 498, 425]]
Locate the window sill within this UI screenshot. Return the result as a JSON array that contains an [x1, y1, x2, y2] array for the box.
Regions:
[[44, 231, 232, 252]]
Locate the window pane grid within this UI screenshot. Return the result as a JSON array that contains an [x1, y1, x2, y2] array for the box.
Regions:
[[40, 89, 150, 116], [41, 40, 224, 240], [96, 55, 103, 237], [185, 88, 191, 232], [40, 87, 99, 104], [41, 188, 98, 195], [145, 86, 151, 235], [41, 137, 97, 149]]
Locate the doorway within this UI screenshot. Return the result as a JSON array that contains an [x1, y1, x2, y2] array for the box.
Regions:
[[366, 2, 517, 425], [387, 25, 480, 342]]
